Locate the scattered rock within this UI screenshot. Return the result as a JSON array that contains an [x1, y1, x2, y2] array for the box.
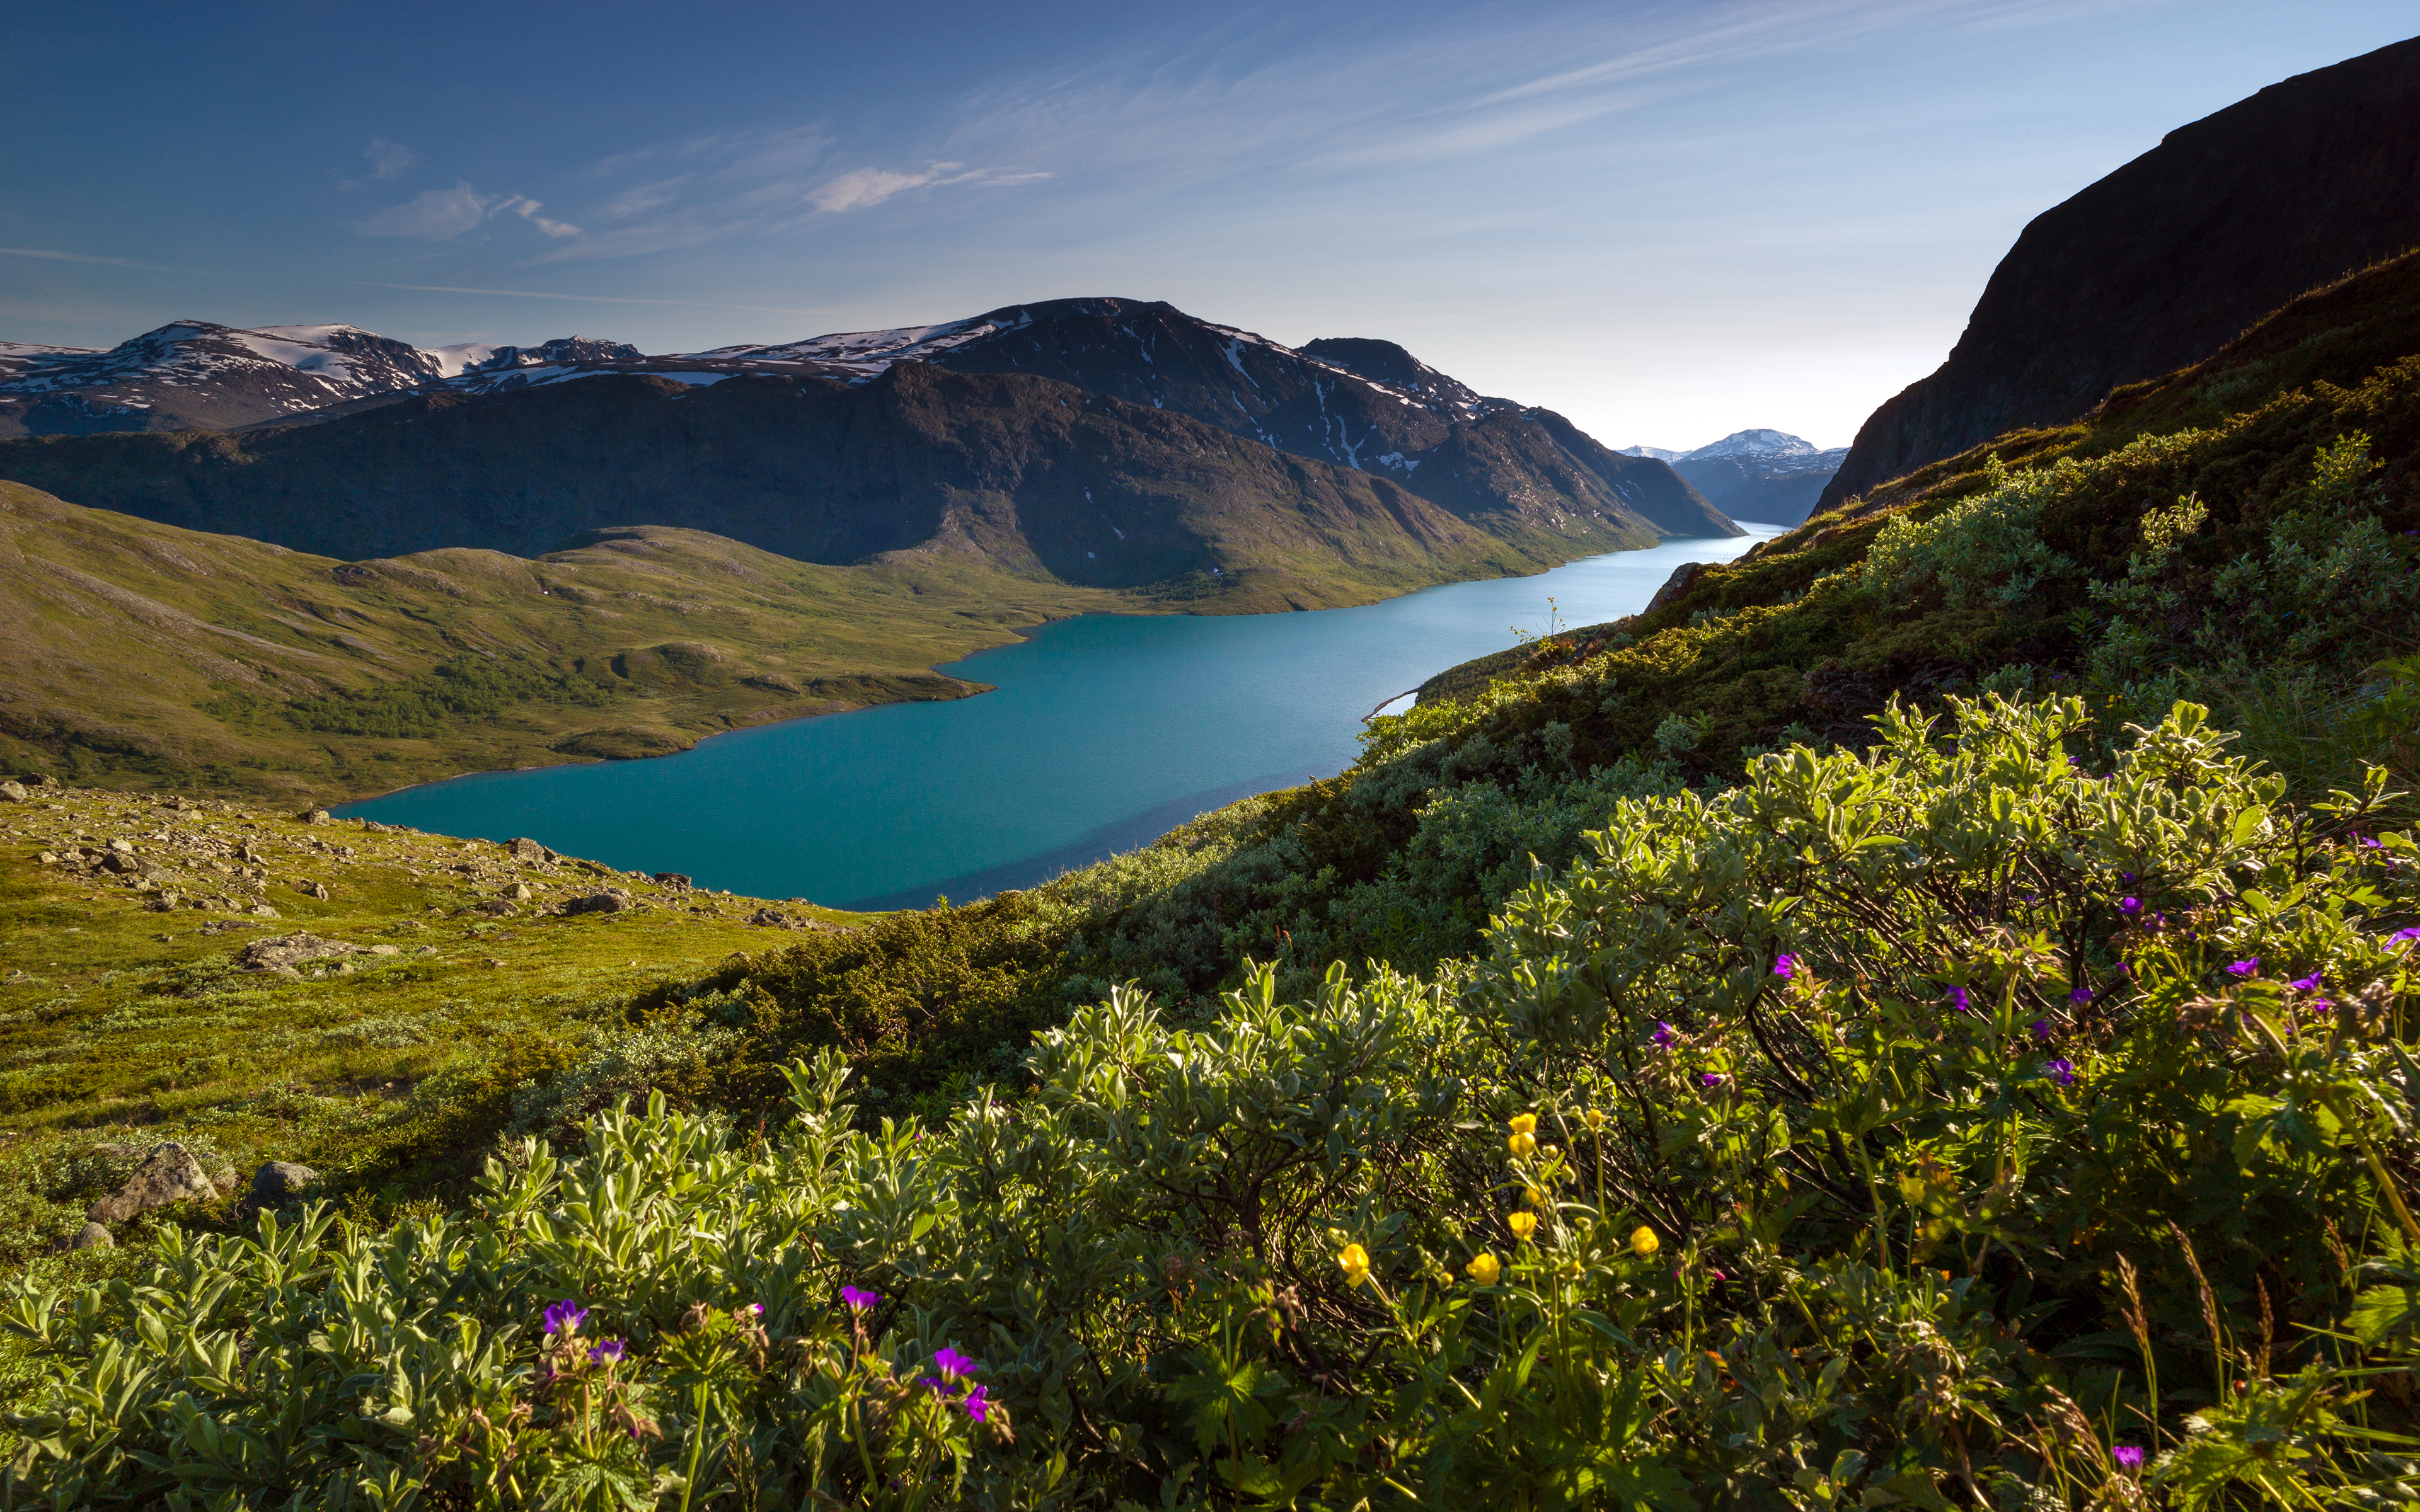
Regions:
[[501, 882, 533, 901], [367, 943, 401, 955], [87, 1143, 219, 1226], [476, 898, 519, 917], [0, 780, 26, 803], [70, 1222, 113, 1251], [506, 837, 556, 862], [35, 775, 60, 789], [297, 879, 330, 900], [109, 838, 136, 854], [251, 904, 282, 919], [249, 1161, 319, 1204], [298, 808, 331, 825], [749, 908, 809, 929], [654, 871, 693, 890], [101, 850, 143, 875], [236, 933, 361, 973], [37, 850, 59, 864], [561, 888, 635, 916]]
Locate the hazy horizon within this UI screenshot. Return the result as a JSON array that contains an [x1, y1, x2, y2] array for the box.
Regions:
[[5, 2, 2414, 451]]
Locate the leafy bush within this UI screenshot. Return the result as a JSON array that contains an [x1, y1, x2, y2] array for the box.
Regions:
[[11, 696, 2417, 1508]]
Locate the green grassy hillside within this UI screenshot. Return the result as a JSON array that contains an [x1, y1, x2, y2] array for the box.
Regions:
[[1, 483, 1168, 803], [5, 253, 2420, 1512]]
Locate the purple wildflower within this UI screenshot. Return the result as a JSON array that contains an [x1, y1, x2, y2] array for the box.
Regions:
[[935, 1346, 977, 1380], [2361, 835, 2383, 849], [543, 1299, 588, 1337], [1773, 954, 1798, 980], [589, 1338, 626, 1365], [2227, 958, 2259, 978], [2113, 1445, 2146, 1471], [841, 1286, 882, 1312], [2069, 987, 2094, 1005], [1700, 1072, 1726, 1088], [2031, 1019, 2052, 1041], [2290, 973, 2322, 992], [964, 1383, 993, 1423], [2116, 961, 2131, 975], [919, 1375, 945, 1394], [2119, 896, 2142, 917], [2044, 1058, 2075, 1089], [1651, 1021, 1676, 1048], [1949, 985, 1972, 1014], [746, 1302, 764, 1317], [2122, 872, 2136, 883], [2393, 927, 2420, 945]]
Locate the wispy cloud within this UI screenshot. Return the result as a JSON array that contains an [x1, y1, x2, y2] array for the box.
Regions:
[[0, 245, 194, 273], [362, 281, 830, 315], [805, 162, 1050, 212], [354, 183, 583, 241], [364, 137, 420, 181]]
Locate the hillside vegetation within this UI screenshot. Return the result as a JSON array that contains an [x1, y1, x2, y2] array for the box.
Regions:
[[7, 220, 2420, 1512], [0, 484, 1153, 802]]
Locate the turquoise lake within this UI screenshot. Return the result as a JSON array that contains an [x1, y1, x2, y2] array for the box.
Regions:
[[340, 525, 1782, 908]]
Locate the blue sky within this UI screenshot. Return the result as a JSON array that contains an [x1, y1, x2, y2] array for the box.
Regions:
[[4, 2, 2414, 449]]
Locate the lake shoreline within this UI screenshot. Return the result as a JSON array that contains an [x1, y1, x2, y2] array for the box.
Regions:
[[338, 527, 1785, 903]]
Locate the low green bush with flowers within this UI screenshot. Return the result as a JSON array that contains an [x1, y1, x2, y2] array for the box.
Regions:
[[7, 693, 2420, 1508]]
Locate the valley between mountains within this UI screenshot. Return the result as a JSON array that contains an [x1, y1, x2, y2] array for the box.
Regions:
[[4, 32, 2420, 1509], [0, 298, 1743, 801]]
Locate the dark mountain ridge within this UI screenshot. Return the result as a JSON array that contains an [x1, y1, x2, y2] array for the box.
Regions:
[[1819, 34, 2420, 510], [6, 297, 1734, 562], [0, 362, 1668, 608]]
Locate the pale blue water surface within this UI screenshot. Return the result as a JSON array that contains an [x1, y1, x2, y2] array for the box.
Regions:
[[340, 525, 1783, 908]]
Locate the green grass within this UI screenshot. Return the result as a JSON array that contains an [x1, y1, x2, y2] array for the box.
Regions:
[[0, 782, 870, 1271]]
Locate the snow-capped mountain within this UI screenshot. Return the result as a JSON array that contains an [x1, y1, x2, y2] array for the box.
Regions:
[[0, 297, 1734, 540], [1622, 430, 1847, 526], [0, 322, 454, 435]]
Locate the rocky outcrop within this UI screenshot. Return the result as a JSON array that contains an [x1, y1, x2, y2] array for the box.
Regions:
[[1820, 37, 2420, 510], [87, 1143, 218, 1225], [248, 1161, 320, 1205]]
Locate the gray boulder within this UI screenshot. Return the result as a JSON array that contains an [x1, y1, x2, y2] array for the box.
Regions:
[[507, 837, 555, 862], [298, 808, 331, 825], [87, 1142, 218, 1225], [236, 932, 360, 972], [0, 779, 26, 803], [561, 889, 635, 915], [70, 1222, 113, 1250], [250, 1161, 320, 1203]]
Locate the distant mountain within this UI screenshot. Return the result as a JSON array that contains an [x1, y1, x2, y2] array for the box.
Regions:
[[0, 364, 1678, 612], [1621, 430, 1847, 525], [1821, 35, 2420, 510], [671, 297, 1731, 540], [4, 298, 1736, 546], [0, 323, 454, 435]]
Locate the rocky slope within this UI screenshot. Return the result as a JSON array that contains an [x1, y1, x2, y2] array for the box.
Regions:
[[1819, 34, 2420, 510], [0, 362, 1683, 600]]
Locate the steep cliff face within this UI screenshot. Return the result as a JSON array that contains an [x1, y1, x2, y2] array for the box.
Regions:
[[1820, 35, 2420, 510], [0, 364, 1658, 601]]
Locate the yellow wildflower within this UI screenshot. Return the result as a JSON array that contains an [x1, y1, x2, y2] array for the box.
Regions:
[[1507, 1113, 1538, 1136], [1507, 1211, 1538, 1241], [1582, 1109, 1606, 1131], [1337, 1242, 1371, 1288], [1465, 1251, 1502, 1286], [1523, 1184, 1547, 1208], [1507, 1131, 1538, 1159], [1630, 1226, 1659, 1258]]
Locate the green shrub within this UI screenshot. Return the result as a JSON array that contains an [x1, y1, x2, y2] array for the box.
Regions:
[[10, 696, 2416, 1508]]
